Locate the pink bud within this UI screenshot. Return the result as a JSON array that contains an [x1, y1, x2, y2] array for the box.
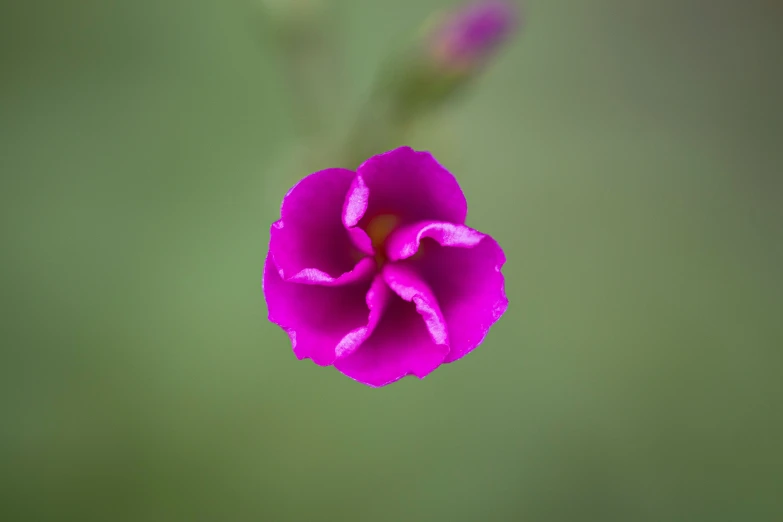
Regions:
[[429, 0, 520, 71]]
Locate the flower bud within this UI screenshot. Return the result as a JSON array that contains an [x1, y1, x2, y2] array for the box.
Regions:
[[428, 0, 519, 72]]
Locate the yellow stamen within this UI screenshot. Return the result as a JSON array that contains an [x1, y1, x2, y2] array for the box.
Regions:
[[365, 214, 399, 266]]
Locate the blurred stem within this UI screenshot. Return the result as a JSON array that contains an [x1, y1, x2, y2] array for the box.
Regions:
[[258, 4, 342, 141], [340, 50, 473, 168], [278, 34, 326, 138], [340, 54, 418, 168], [342, 97, 408, 169]]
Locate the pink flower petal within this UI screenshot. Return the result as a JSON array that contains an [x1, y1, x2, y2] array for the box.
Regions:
[[334, 295, 450, 387], [334, 265, 450, 387], [270, 168, 371, 284], [264, 255, 377, 366], [342, 147, 468, 229], [334, 274, 392, 359], [386, 220, 507, 363], [382, 263, 449, 347], [385, 220, 485, 262]]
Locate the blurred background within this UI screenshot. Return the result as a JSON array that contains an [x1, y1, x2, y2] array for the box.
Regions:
[[1, 1, 782, 520]]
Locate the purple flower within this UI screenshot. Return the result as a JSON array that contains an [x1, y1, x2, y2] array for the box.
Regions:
[[429, 0, 519, 71], [263, 147, 507, 387]]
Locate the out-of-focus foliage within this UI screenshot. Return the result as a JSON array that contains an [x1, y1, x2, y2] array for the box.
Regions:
[[1, 1, 781, 521]]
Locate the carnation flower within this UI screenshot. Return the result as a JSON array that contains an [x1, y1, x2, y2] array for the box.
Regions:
[[263, 147, 507, 387]]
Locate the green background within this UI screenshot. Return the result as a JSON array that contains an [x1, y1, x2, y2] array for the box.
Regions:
[[1, 1, 781, 520]]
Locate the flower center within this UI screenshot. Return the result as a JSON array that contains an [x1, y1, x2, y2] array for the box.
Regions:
[[365, 214, 399, 266]]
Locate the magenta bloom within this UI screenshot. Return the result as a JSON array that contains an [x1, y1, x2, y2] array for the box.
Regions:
[[263, 147, 507, 387], [430, 0, 519, 70]]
